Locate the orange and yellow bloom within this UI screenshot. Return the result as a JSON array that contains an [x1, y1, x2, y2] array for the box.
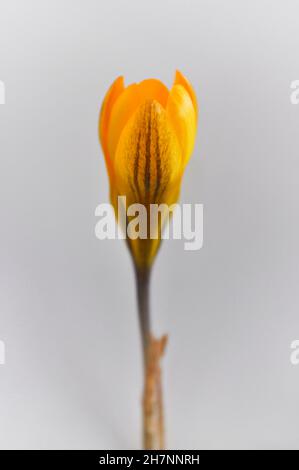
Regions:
[[99, 71, 198, 268]]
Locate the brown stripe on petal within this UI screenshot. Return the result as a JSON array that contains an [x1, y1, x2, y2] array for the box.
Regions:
[[144, 103, 152, 200], [133, 129, 142, 200], [153, 118, 161, 203], [128, 178, 139, 202]]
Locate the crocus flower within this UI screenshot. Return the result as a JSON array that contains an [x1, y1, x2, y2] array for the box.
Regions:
[[99, 71, 197, 269], [99, 72, 198, 450]]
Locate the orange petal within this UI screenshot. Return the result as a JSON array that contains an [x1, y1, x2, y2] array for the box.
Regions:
[[137, 78, 169, 108], [99, 76, 124, 179], [166, 84, 197, 167], [107, 79, 169, 162], [174, 70, 198, 120], [107, 83, 141, 161]]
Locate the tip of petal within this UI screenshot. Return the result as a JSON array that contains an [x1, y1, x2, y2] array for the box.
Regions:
[[114, 75, 125, 86], [173, 70, 198, 119], [99, 75, 126, 180], [137, 78, 169, 108], [174, 69, 183, 82], [167, 83, 197, 168]]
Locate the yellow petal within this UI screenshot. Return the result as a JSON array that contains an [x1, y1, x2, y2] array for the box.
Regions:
[[114, 99, 181, 204], [166, 84, 197, 167], [99, 76, 124, 180], [114, 99, 182, 267], [174, 70, 198, 120]]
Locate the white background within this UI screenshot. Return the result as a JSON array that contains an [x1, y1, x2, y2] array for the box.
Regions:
[[0, 0, 299, 449]]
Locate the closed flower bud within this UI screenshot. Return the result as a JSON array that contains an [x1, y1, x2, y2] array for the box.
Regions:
[[99, 71, 198, 268]]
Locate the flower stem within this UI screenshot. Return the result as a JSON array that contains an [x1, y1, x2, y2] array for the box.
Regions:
[[135, 267, 167, 450]]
